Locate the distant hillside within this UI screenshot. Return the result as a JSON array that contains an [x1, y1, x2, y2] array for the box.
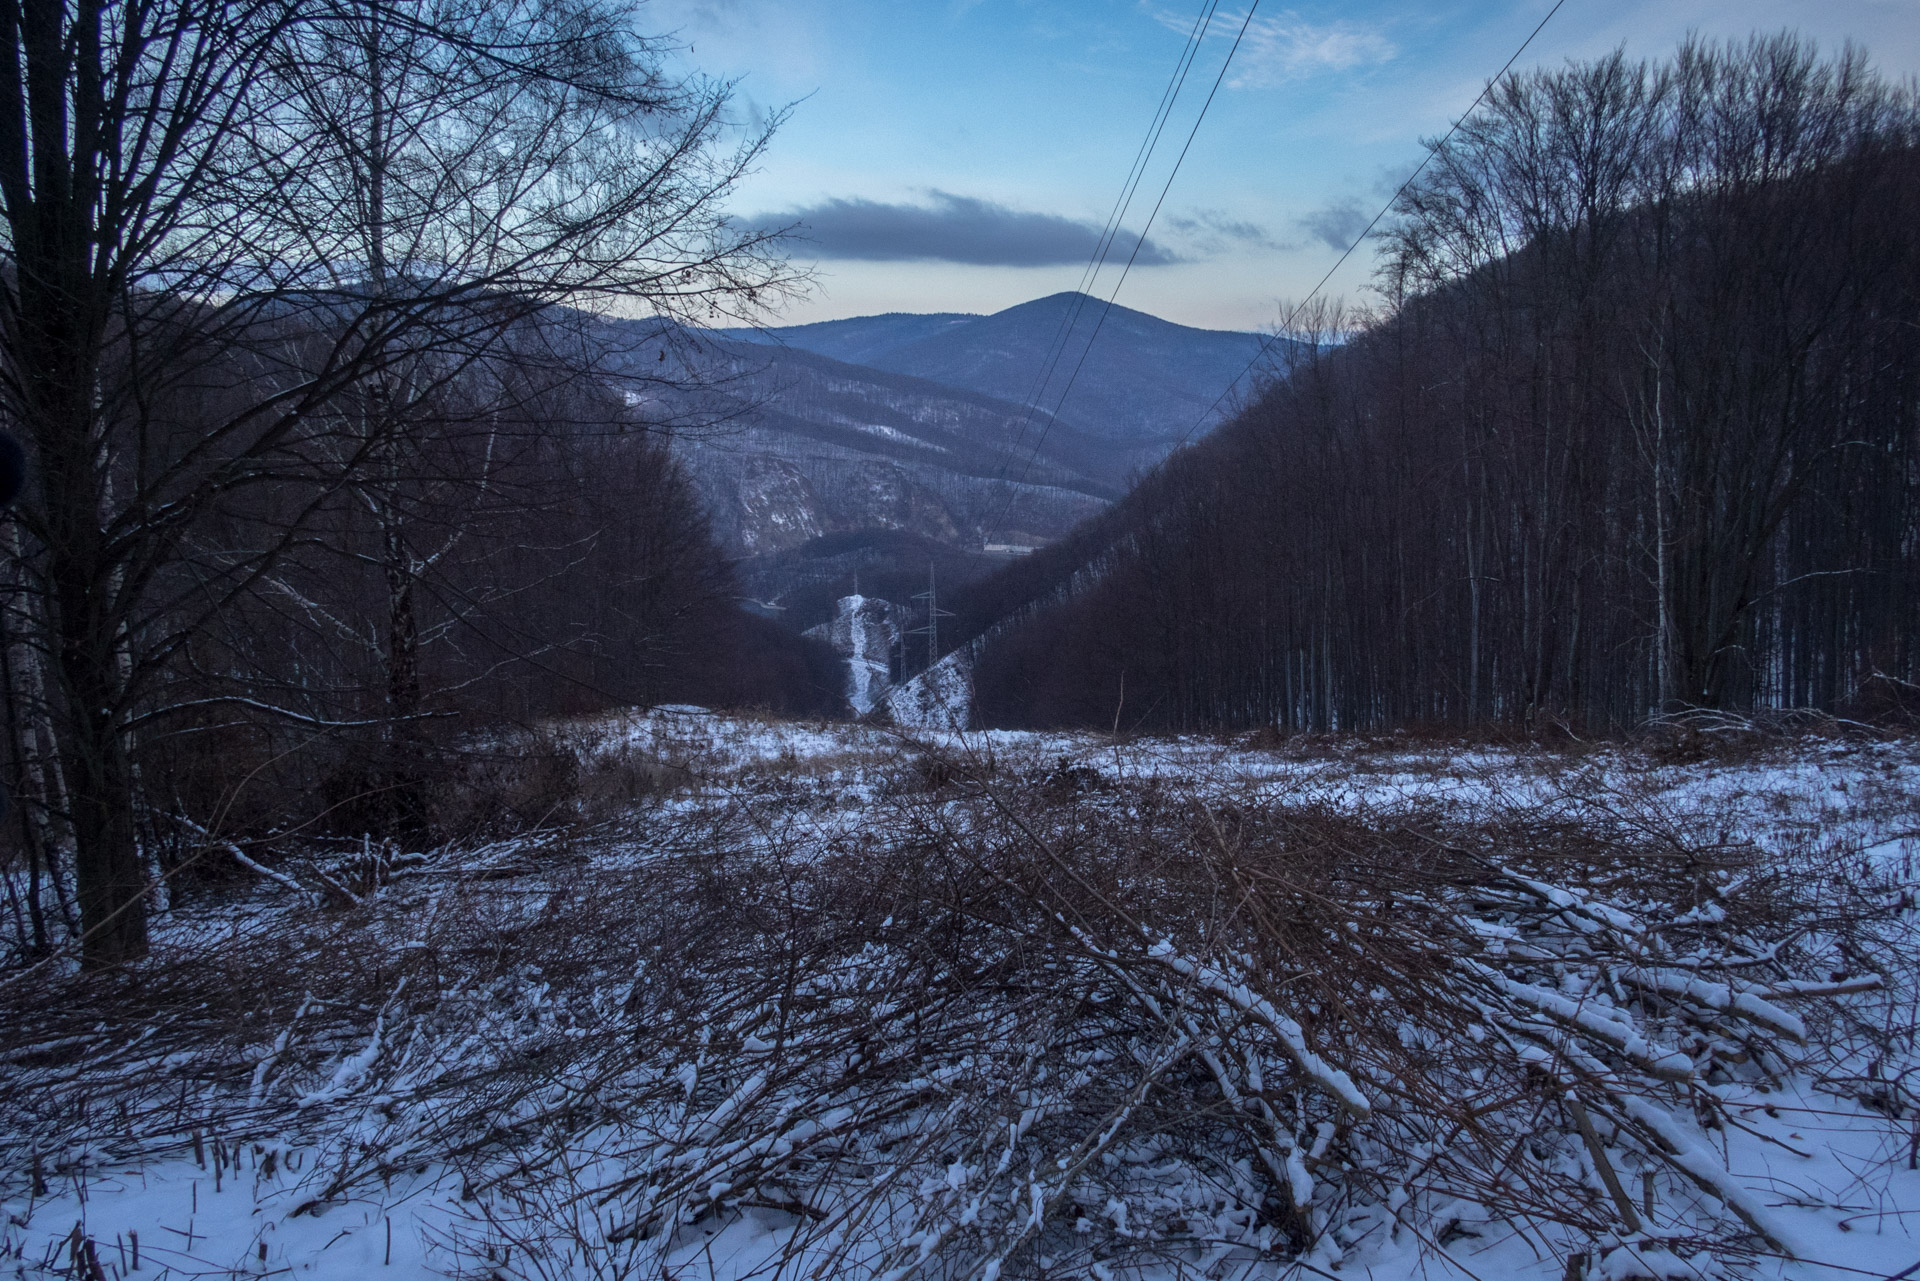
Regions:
[[954, 43, 1920, 733], [627, 294, 1289, 625], [722, 293, 1284, 444], [592, 320, 1123, 618], [717, 312, 979, 368]]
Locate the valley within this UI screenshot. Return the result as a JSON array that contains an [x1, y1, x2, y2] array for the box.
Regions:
[[636, 294, 1285, 634]]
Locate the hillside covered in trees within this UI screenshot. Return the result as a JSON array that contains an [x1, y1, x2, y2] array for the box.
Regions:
[[967, 36, 1920, 734]]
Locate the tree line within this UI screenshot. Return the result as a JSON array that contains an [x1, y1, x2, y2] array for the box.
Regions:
[[971, 35, 1920, 735], [0, 0, 837, 965]]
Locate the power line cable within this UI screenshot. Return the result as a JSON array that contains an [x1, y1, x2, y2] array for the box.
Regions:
[[1072, 2, 1220, 304], [1005, 1, 1262, 491], [1171, 0, 1572, 451], [718, 13, 1209, 382], [994, 0, 1222, 486], [1014, 4, 1217, 435]]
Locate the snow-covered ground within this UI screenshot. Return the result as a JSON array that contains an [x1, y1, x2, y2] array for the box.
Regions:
[[4, 716, 1918, 1281], [882, 649, 975, 730]]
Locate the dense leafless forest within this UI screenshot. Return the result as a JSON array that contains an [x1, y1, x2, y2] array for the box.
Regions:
[[968, 37, 1920, 734]]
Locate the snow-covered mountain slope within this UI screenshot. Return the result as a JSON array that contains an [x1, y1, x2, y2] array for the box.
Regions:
[[882, 647, 974, 730], [804, 594, 905, 715]]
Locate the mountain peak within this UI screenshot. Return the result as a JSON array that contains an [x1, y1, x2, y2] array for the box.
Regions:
[[715, 293, 1286, 442], [992, 291, 1255, 338]]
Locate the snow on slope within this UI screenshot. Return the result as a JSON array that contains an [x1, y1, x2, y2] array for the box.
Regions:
[[804, 594, 903, 715], [6, 725, 1920, 1281], [882, 647, 974, 729]]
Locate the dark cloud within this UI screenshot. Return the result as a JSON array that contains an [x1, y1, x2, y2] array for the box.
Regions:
[[1299, 200, 1373, 253], [769, 191, 1180, 267], [1165, 210, 1291, 255]]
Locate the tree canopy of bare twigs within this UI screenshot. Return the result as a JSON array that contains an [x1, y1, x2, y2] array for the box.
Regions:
[[0, 0, 800, 965]]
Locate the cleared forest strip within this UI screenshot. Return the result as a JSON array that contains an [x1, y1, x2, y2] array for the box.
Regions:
[[2, 723, 1916, 1280]]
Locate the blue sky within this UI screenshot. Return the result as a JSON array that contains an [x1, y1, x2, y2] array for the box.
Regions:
[[652, 0, 1920, 332]]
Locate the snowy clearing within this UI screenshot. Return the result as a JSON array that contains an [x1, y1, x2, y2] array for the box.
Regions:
[[4, 716, 1919, 1281]]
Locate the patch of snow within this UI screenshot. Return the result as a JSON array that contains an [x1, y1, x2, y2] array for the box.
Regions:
[[11, 725, 1920, 1281], [884, 648, 974, 731], [803, 596, 902, 715], [852, 422, 949, 452]]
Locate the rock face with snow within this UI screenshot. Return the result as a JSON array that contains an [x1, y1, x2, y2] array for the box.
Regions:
[[804, 595, 904, 715], [883, 648, 974, 731], [726, 454, 826, 554]]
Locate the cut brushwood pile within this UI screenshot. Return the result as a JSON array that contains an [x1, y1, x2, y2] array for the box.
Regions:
[[1, 726, 1915, 1281]]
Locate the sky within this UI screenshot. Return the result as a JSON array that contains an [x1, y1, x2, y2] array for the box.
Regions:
[[650, 0, 1920, 333]]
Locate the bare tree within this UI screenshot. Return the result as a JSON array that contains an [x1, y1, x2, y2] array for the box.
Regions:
[[0, 0, 796, 964]]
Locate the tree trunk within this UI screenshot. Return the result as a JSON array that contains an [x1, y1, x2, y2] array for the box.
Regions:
[[41, 438, 147, 963], [382, 511, 428, 841], [15, 224, 150, 963], [60, 694, 145, 964], [42, 441, 146, 963]]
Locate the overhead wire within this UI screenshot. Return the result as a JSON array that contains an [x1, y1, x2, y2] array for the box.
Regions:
[[1169, 0, 1572, 452], [994, 0, 1223, 485], [1009, 0, 1261, 488], [992, 0, 1262, 517], [1071, 1, 1222, 304]]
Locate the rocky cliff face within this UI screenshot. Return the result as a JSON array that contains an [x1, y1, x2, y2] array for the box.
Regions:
[[722, 453, 826, 554]]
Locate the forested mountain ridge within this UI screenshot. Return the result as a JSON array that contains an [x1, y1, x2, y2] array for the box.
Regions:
[[958, 38, 1920, 733], [719, 292, 1282, 445], [676, 297, 1286, 622], [614, 317, 1137, 500], [712, 311, 981, 368], [591, 319, 1125, 624]]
